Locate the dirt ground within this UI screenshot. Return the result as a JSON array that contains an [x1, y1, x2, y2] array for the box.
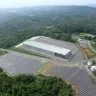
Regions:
[[76, 43, 88, 60], [40, 60, 78, 75], [72, 85, 78, 96]]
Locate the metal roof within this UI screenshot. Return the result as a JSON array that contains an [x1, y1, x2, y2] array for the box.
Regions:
[[91, 66, 96, 71], [23, 40, 71, 55]]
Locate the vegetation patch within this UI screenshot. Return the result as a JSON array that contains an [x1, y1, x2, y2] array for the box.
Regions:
[[84, 47, 95, 59], [89, 60, 96, 77], [72, 37, 78, 43], [92, 60, 96, 77], [79, 33, 94, 37], [9, 47, 50, 59], [76, 43, 88, 60], [79, 33, 94, 40], [92, 71, 96, 77], [0, 68, 75, 96], [92, 60, 96, 66], [2, 6, 96, 48], [91, 40, 96, 50], [0, 50, 8, 56]]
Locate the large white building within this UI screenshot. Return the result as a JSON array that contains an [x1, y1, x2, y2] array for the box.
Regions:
[[16, 36, 72, 59]]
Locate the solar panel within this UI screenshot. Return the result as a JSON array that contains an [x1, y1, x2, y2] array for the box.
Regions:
[[46, 66, 96, 96], [0, 53, 43, 75]]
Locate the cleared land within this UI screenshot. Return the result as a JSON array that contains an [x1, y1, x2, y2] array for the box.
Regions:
[[43, 64, 96, 96], [76, 43, 88, 60], [0, 52, 47, 75]]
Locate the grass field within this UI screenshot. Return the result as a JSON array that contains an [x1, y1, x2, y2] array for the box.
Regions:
[[9, 47, 50, 59]]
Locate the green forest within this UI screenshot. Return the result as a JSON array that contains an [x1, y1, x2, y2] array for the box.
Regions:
[[0, 6, 96, 48], [0, 68, 74, 96]]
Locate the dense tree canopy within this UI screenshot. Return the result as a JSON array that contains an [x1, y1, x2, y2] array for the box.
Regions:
[[0, 6, 96, 48], [0, 69, 74, 96]]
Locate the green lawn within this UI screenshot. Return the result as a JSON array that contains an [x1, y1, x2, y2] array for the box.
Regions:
[[9, 47, 50, 59]]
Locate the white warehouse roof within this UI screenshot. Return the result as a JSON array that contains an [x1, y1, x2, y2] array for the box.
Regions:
[[23, 40, 71, 55]]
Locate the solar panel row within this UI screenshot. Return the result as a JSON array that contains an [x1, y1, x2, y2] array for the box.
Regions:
[[0, 53, 44, 75], [46, 66, 96, 96]]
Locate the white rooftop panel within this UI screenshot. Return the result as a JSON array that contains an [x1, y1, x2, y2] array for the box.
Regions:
[[30, 36, 40, 40], [91, 66, 96, 71], [23, 40, 71, 55]]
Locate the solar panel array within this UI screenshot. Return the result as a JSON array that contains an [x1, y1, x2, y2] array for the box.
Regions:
[[46, 66, 96, 96], [47, 66, 79, 80], [0, 53, 43, 75]]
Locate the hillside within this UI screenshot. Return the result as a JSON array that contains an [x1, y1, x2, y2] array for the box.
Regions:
[[0, 6, 96, 48], [0, 68, 74, 96]]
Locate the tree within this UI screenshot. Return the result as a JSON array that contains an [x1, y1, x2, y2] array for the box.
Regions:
[[92, 60, 96, 65]]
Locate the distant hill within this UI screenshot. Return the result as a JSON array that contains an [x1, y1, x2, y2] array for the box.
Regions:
[[0, 6, 96, 48], [0, 68, 75, 96], [88, 4, 96, 8], [6, 6, 96, 15]]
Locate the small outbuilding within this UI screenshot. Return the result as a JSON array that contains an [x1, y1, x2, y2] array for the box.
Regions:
[[91, 66, 96, 71]]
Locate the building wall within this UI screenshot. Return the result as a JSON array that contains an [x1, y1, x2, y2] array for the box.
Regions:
[[54, 51, 72, 59], [23, 44, 72, 59], [23, 44, 54, 55], [66, 51, 72, 59]]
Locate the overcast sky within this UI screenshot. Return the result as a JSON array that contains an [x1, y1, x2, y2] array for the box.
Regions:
[[0, 0, 95, 8]]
